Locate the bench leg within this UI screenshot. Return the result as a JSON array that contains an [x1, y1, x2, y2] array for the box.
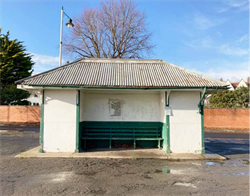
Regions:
[[109, 139, 112, 149], [133, 140, 136, 149], [158, 140, 160, 149], [84, 139, 86, 149]]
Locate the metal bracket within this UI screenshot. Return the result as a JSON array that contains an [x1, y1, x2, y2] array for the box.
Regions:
[[198, 87, 207, 114], [165, 90, 171, 107]]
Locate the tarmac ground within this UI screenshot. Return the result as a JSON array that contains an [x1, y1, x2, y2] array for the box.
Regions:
[[0, 124, 249, 196]]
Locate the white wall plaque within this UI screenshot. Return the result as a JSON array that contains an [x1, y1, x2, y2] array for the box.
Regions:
[[165, 107, 172, 116]]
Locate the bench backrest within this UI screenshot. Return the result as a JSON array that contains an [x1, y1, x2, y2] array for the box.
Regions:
[[81, 121, 163, 139]]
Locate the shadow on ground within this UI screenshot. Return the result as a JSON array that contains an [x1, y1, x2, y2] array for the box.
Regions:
[[205, 139, 249, 156]]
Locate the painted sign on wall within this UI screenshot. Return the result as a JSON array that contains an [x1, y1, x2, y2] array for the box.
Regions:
[[109, 99, 122, 117]]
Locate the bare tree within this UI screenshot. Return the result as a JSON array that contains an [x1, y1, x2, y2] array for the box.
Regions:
[[64, 0, 154, 59]]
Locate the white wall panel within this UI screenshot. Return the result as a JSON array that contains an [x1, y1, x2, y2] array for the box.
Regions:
[[82, 91, 161, 122], [43, 90, 76, 152], [80, 91, 85, 122], [160, 92, 165, 123], [169, 91, 202, 153]]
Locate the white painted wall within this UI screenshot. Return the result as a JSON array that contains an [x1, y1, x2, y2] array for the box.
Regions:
[[42, 89, 203, 153], [169, 91, 202, 154], [226, 80, 235, 91], [236, 79, 248, 89], [80, 91, 85, 122], [81, 91, 161, 122], [27, 93, 41, 105], [159, 92, 165, 123], [43, 90, 77, 152]]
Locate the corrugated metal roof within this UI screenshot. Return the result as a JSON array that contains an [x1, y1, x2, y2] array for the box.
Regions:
[[16, 59, 228, 88]]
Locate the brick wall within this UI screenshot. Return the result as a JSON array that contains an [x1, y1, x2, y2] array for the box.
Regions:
[[0, 106, 249, 129], [0, 106, 40, 123], [204, 108, 250, 130]]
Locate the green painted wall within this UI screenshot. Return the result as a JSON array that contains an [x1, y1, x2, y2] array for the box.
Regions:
[[201, 104, 205, 154], [164, 92, 170, 154], [75, 90, 80, 152], [39, 90, 44, 153], [199, 89, 206, 154]]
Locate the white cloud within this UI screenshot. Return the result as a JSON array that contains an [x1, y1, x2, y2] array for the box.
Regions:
[[193, 13, 226, 30], [31, 53, 65, 75], [179, 60, 249, 83], [31, 53, 61, 66], [227, 0, 248, 8], [219, 44, 249, 56], [219, 35, 249, 56], [205, 62, 250, 82], [183, 36, 213, 48], [216, 7, 229, 13], [235, 34, 248, 43], [184, 34, 249, 57], [217, 0, 249, 13]]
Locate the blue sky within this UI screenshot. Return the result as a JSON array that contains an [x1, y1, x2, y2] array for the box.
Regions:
[[1, 0, 249, 82]]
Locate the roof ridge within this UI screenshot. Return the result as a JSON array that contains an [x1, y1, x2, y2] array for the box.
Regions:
[[80, 58, 163, 63]]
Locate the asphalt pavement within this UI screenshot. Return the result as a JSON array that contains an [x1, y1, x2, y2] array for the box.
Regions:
[[0, 123, 39, 132], [205, 132, 249, 140], [0, 124, 249, 196]]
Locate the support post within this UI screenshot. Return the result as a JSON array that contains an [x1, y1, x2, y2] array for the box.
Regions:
[[59, 6, 63, 67], [165, 91, 170, 154], [75, 90, 80, 153], [39, 90, 44, 153], [165, 115, 170, 154], [200, 104, 205, 154], [198, 87, 207, 154]]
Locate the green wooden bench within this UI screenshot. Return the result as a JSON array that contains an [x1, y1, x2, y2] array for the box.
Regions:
[[81, 121, 163, 149]]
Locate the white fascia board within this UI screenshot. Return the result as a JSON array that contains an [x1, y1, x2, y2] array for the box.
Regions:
[[17, 85, 77, 90], [17, 85, 219, 93], [17, 85, 43, 90]]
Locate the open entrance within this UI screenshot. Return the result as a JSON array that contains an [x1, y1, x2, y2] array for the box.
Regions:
[[79, 90, 164, 151]]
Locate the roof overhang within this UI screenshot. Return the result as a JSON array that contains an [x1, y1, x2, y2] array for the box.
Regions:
[[17, 84, 228, 92], [15, 58, 229, 89]]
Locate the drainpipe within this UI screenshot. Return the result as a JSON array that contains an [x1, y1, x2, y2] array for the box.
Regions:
[[165, 91, 171, 154], [198, 87, 207, 154]]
